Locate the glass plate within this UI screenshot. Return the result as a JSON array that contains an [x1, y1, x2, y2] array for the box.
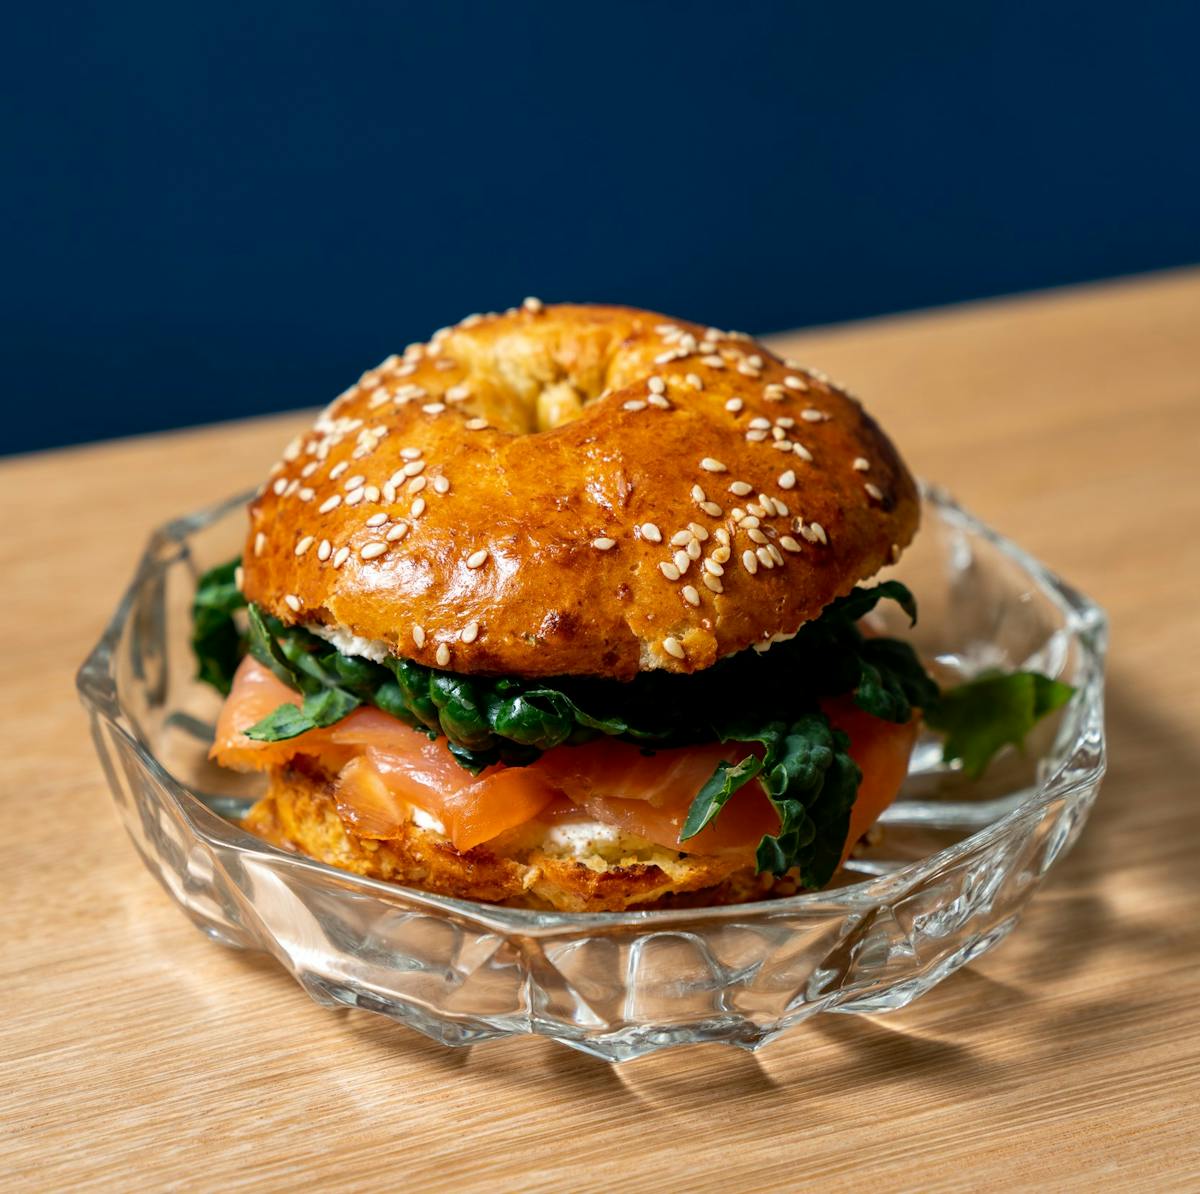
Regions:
[[77, 486, 1106, 1061]]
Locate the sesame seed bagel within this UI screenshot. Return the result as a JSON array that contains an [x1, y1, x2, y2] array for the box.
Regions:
[[241, 302, 918, 679]]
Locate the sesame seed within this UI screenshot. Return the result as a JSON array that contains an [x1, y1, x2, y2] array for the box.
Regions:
[[284, 594, 302, 612], [297, 487, 315, 502], [780, 535, 802, 553], [386, 522, 408, 542], [853, 457, 871, 471], [749, 416, 771, 430], [659, 561, 681, 581], [400, 447, 422, 460], [662, 636, 686, 660], [673, 549, 691, 573], [403, 459, 426, 477], [365, 512, 388, 527], [756, 546, 775, 568], [360, 541, 388, 560], [592, 537, 616, 551], [801, 408, 827, 422], [639, 522, 662, 542], [784, 375, 808, 391], [623, 399, 648, 412], [811, 522, 828, 544], [422, 403, 446, 415], [344, 474, 365, 491], [729, 481, 753, 496], [701, 355, 725, 368], [412, 625, 426, 648], [411, 497, 426, 517], [466, 548, 490, 568], [778, 470, 797, 489], [763, 384, 787, 402], [747, 528, 768, 545], [746, 429, 769, 442], [685, 538, 702, 560], [648, 376, 665, 394], [295, 535, 314, 556], [686, 373, 704, 389], [407, 476, 426, 495], [772, 497, 789, 516], [332, 546, 350, 568], [670, 530, 693, 547], [254, 532, 266, 557], [865, 482, 884, 501], [234, 566, 244, 590], [724, 397, 744, 413], [344, 488, 364, 506], [682, 585, 700, 606], [647, 394, 671, 409], [432, 475, 450, 494], [700, 457, 727, 473], [363, 485, 380, 502], [890, 543, 902, 563], [741, 550, 758, 575], [317, 539, 332, 560], [523, 296, 543, 313], [700, 500, 723, 517], [771, 439, 793, 452], [704, 558, 724, 576], [461, 620, 480, 644], [737, 362, 761, 377], [690, 484, 707, 502], [767, 544, 784, 565], [465, 417, 489, 430], [793, 443, 814, 461], [272, 478, 287, 496], [702, 572, 724, 594], [329, 461, 349, 480], [446, 384, 470, 402], [435, 643, 450, 667], [318, 495, 341, 514]]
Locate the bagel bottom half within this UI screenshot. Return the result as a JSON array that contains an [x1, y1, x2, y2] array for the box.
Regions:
[[242, 758, 796, 912]]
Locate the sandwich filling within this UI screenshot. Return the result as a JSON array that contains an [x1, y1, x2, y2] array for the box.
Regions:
[[196, 560, 1073, 890]]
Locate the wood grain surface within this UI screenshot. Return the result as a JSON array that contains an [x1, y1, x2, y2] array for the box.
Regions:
[[3, 270, 1198, 1192]]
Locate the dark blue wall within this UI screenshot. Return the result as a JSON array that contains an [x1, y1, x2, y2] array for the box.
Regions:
[[5, 2, 1198, 455]]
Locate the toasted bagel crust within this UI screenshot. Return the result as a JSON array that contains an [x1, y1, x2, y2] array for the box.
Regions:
[[241, 303, 918, 679], [245, 763, 771, 912]]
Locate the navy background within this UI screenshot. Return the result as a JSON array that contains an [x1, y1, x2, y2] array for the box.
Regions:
[[5, 2, 1198, 456]]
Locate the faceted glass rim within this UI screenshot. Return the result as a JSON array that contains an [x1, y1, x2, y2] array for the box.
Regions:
[[77, 483, 1108, 936]]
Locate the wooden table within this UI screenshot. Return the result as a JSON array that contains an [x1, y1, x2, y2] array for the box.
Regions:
[[4, 270, 1198, 1191]]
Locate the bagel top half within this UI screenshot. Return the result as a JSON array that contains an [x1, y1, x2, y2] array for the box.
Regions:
[[241, 302, 918, 680]]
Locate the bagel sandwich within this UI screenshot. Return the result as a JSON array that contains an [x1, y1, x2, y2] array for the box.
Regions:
[[193, 302, 1073, 911]]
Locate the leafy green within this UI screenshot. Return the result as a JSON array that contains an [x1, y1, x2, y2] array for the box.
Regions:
[[681, 755, 765, 839], [925, 670, 1075, 778], [244, 688, 363, 742], [191, 559, 248, 694]]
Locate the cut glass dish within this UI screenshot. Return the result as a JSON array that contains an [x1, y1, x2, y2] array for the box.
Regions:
[[78, 486, 1106, 1061]]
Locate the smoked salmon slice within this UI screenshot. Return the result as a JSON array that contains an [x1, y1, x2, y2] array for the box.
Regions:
[[214, 657, 916, 862]]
